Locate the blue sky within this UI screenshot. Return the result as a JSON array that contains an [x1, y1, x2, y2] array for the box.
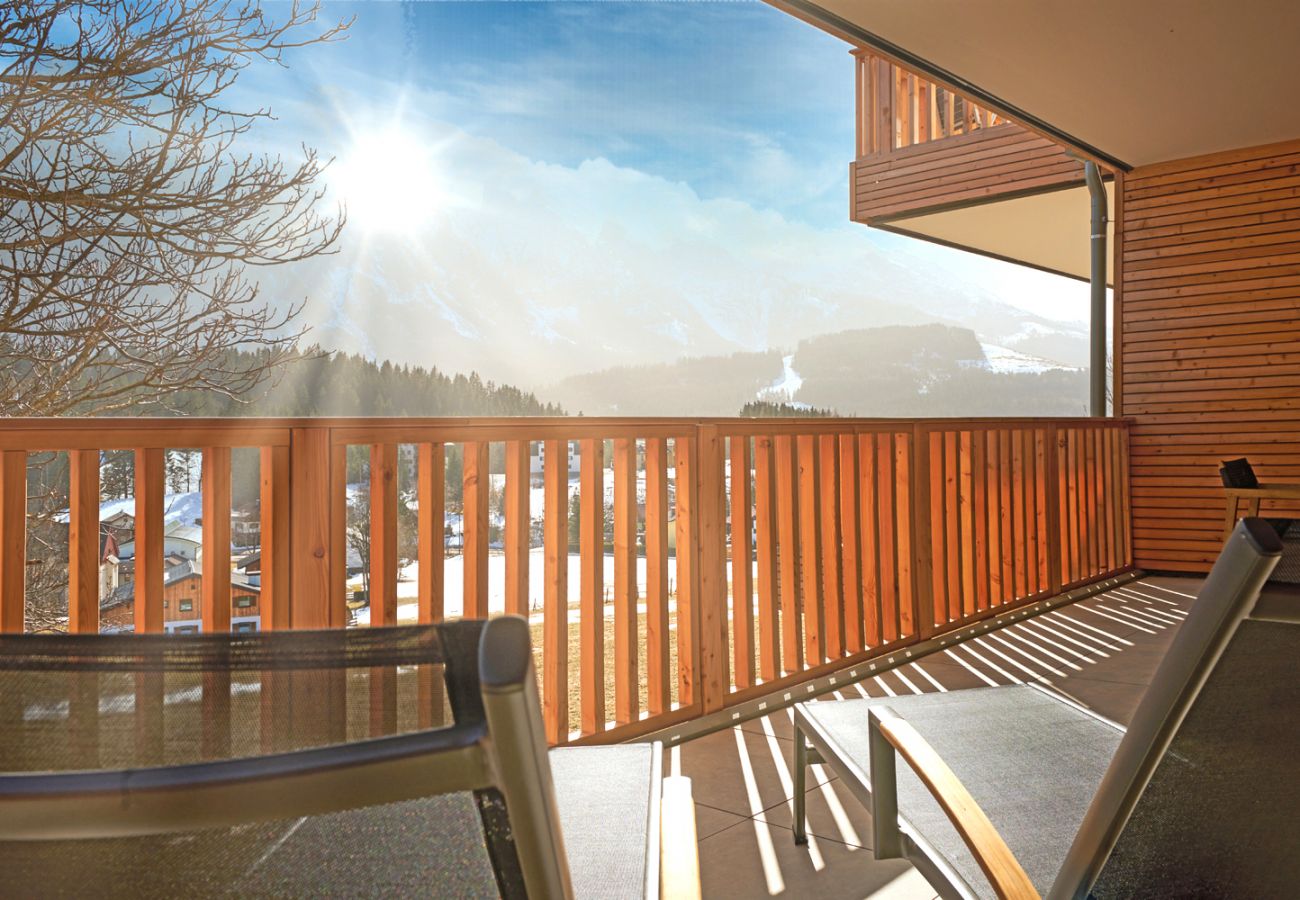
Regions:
[[240, 1, 1088, 383]]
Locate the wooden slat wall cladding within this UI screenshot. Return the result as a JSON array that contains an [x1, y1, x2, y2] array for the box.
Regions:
[[1119, 138, 1300, 571], [0, 416, 1128, 746], [850, 51, 1082, 224]]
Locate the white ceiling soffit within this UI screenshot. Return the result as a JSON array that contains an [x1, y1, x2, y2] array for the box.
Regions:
[[785, 0, 1300, 169], [883, 185, 1114, 284]]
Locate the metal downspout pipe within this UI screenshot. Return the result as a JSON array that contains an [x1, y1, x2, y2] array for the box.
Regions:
[[1085, 161, 1109, 416]]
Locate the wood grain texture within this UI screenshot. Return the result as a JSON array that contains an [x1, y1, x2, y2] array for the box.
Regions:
[[259, 445, 290, 631], [0, 450, 23, 633], [579, 438, 605, 733], [67, 450, 99, 634], [462, 441, 490, 619], [417, 443, 446, 623], [504, 440, 530, 618], [542, 439, 569, 742], [201, 446, 231, 633], [1120, 139, 1300, 571], [134, 448, 165, 634], [369, 443, 399, 627]]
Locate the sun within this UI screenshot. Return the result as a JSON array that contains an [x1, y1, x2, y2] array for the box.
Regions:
[[334, 126, 442, 233]]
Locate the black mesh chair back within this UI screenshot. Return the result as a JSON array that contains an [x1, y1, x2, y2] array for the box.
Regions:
[[1219, 456, 1259, 489], [0, 617, 573, 898], [1051, 518, 1287, 898]]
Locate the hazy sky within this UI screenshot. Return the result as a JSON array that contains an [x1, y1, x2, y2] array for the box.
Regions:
[[239, 1, 1089, 378]]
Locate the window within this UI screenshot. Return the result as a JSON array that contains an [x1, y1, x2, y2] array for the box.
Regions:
[[175, 625, 197, 635], [179, 598, 193, 612], [234, 596, 254, 609], [162, 600, 169, 609], [234, 621, 257, 633]]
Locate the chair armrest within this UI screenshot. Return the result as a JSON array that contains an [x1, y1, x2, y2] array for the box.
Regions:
[[659, 775, 701, 900], [868, 707, 1039, 900]]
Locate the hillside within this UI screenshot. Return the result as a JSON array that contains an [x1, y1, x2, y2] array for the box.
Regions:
[[550, 324, 1087, 417]]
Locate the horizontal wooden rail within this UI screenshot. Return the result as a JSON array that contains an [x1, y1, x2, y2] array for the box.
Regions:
[[0, 415, 1130, 744]]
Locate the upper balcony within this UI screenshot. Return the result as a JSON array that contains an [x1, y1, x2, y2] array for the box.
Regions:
[[850, 52, 1099, 278]]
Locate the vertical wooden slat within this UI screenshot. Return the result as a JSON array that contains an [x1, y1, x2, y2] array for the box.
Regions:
[[674, 435, 699, 706], [0, 450, 24, 633], [1103, 428, 1117, 573], [958, 432, 975, 616], [1084, 428, 1098, 577], [417, 443, 445, 623], [644, 437, 671, 713], [998, 431, 1014, 602], [462, 441, 490, 620], [328, 441, 348, 627], [818, 434, 843, 659], [369, 443, 399, 627], [876, 59, 893, 153], [613, 438, 638, 723], [854, 51, 868, 157], [289, 428, 334, 629], [985, 431, 1002, 603], [542, 439, 569, 742], [696, 425, 728, 713], [579, 438, 605, 734], [68, 449, 99, 634], [796, 434, 822, 666], [1011, 430, 1027, 601], [504, 440, 530, 618], [893, 432, 914, 639], [876, 433, 898, 642], [858, 434, 881, 647], [838, 435, 863, 654], [753, 437, 780, 682], [729, 436, 755, 689], [1045, 424, 1063, 595], [774, 435, 802, 673], [906, 427, 932, 640], [971, 432, 989, 612], [928, 432, 947, 626], [202, 446, 232, 633], [943, 432, 960, 619], [134, 448, 165, 634], [259, 445, 289, 631], [1033, 430, 1050, 593]]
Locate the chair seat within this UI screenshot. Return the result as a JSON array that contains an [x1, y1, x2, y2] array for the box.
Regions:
[[552, 744, 657, 900], [1, 743, 659, 899], [800, 685, 1122, 898]]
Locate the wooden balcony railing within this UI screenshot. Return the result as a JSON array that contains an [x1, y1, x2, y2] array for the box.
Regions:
[[850, 51, 1084, 224], [0, 416, 1130, 745], [854, 51, 1007, 160]]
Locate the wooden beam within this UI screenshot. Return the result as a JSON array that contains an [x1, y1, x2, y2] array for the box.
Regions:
[[462, 441, 490, 620], [134, 447, 165, 634], [369, 443, 399, 627], [644, 437, 671, 714], [543, 439, 569, 742], [202, 446, 231, 633], [417, 443, 445, 623], [504, 439, 530, 618], [579, 438, 605, 734], [729, 435, 755, 690], [67, 449, 99, 634], [613, 437, 638, 725], [259, 445, 290, 631], [0, 450, 25, 633]]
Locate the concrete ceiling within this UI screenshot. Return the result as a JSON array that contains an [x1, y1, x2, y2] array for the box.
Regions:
[[778, 0, 1300, 169], [884, 184, 1114, 283]]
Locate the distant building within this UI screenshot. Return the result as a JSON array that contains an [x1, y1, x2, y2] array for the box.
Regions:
[[100, 559, 261, 634]]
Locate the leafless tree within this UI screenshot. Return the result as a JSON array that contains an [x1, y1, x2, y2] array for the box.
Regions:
[[2, 0, 347, 629], [0, 0, 348, 415]]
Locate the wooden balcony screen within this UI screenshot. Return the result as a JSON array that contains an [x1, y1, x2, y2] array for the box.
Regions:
[[0, 416, 1130, 744]]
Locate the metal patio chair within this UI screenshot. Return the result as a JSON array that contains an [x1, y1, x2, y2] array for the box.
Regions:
[[0, 616, 699, 899], [791, 518, 1298, 899]]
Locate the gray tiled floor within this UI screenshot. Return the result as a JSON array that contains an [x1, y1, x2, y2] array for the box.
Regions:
[[674, 575, 1206, 899]]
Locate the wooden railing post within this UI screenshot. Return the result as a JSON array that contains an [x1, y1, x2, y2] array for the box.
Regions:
[[369, 442, 399, 627], [67, 449, 99, 634], [259, 445, 290, 631], [288, 427, 343, 629], [909, 425, 935, 641], [1045, 423, 1063, 594], [694, 424, 729, 714], [201, 446, 232, 633], [134, 447, 165, 634], [0, 450, 25, 633]]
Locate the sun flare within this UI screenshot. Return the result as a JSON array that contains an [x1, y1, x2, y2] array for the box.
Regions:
[[335, 126, 442, 233]]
